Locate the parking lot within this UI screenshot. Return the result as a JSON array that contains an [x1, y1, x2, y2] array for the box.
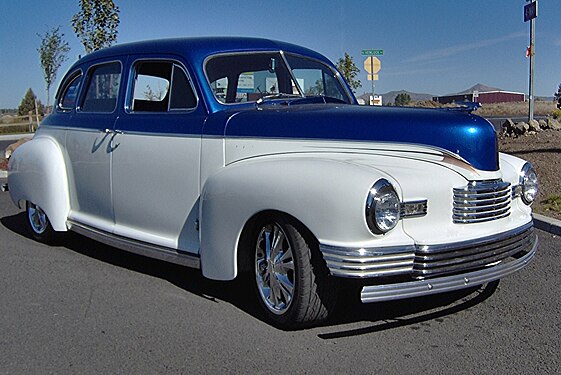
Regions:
[[0, 183, 560, 374]]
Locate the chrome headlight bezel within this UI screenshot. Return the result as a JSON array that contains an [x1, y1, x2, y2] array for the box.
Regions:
[[519, 162, 538, 205], [366, 179, 401, 234]]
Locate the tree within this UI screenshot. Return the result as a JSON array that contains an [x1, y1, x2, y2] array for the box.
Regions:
[[71, 0, 120, 53], [394, 93, 411, 106], [555, 83, 561, 109], [17, 89, 44, 116], [336, 53, 361, 93], [37, 26, 70, 111]]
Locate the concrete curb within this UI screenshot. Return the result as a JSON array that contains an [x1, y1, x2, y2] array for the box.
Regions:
[[533, 213, 561, 236]]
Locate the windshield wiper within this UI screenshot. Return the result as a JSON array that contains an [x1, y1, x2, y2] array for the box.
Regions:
[[255, 93, 303, 105]]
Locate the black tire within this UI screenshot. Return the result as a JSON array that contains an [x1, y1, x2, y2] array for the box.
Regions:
[[252, 215, 337, 329], [26, 201, 56, 243]]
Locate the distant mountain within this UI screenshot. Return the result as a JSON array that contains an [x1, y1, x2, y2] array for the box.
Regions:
[[455, 83, 502, 95], [357, 90, 433, 105]]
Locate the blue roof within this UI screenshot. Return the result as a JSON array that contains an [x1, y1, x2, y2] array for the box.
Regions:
[[71, 37, 331, 69]]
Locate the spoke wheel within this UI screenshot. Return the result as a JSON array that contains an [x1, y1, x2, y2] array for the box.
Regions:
[[26, 201, 55, 243], [251, 216, 338, 329], [255, 223, 295, 314]]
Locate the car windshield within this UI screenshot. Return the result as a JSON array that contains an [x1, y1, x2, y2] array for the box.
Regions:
[[205, 52, 352, 104]]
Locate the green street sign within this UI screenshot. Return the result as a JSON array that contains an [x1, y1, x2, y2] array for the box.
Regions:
[[361, 49, 384, 56]]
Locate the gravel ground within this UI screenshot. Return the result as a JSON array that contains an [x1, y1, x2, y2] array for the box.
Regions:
[[499, 129, 561, 220]]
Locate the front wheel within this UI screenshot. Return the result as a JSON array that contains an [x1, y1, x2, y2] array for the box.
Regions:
[[26, 201, 56, 243], [253, 216, 337, 328]]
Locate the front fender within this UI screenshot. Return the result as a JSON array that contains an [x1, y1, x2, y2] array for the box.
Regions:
[[199, 155, 408, 280], [8, 137, 70, 231]]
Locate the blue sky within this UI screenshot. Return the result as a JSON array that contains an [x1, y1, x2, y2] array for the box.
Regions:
[[1, 0, 560, 108]]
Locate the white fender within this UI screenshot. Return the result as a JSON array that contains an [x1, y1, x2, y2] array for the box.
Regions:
[[8, 137, 70, 231], [199, 155, 405, 280]]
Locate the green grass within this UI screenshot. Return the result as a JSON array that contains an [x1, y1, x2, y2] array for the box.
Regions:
[[541, 195, 561, 214]]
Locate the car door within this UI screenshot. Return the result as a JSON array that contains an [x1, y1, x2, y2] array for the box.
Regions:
[[66, 60, 124, 232], [111, 58, 204, 252]]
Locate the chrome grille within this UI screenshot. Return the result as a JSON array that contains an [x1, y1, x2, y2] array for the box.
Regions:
[[453, 179, 511, 224], [413, 223, 535, 278]]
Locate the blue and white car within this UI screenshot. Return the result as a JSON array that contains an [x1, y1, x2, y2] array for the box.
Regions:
[[6, 37, 538, 328]]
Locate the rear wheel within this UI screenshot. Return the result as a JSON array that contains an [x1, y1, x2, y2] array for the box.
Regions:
[[26, 201, 55, 243], [253, 216, 337, 328]]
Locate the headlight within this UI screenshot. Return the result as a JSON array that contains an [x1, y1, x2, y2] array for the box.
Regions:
[[366, 179, 401, 234], [520, 162, 538, 205]]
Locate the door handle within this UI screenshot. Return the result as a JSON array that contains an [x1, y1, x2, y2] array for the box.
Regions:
[[104, 129, 124, 135]]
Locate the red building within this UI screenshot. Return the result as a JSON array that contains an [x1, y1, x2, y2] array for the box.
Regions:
[[433, 90, 525, 104]]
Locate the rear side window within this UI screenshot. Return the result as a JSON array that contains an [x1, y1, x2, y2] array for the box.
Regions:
[[130, 60, 196, 112], [81, 62, 122, 113], [58, 72, 82, 111]]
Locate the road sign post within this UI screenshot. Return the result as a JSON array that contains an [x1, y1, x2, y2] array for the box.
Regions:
[[525, 1, 537, 122], [362, 50, 383, 105]]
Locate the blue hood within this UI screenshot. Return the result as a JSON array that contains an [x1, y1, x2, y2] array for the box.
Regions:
[[207, 104, 498, 171]]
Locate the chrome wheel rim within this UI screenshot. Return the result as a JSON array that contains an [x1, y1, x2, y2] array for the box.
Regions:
[[255, 223, 295, 315], [28, 203, 48, 234]]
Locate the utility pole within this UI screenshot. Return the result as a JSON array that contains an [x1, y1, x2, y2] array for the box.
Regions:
[[524, 0, 538, 122]]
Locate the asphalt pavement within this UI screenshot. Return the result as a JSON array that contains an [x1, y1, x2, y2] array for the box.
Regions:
[[0, 183, 560, 373]]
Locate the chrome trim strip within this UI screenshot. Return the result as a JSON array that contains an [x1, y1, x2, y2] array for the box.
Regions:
[[416, 221, 533, 254], [360, 236, 537, 303], [320, 244, 416, 278], [68, 220, 200, 269]]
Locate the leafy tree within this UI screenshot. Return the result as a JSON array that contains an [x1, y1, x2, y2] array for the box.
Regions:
[[37, 26, 70, 111], [336, 53, 361, 93], [71, 0, 120, 53], [555, 83, 561, 109], [17, 89, 44, 116], [394, 93, 411, 106]]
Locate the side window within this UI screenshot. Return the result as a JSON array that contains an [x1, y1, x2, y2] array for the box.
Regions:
[[58, 72, 82, 111], [170, 65, 196, 110], [130, 61, 196, 112], [209, 77, 228, 102], [81, 62, 122, 113]]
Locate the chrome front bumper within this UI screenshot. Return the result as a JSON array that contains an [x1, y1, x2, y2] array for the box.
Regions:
[[319, 222, 538, 303], [360, 238, 536, 302]]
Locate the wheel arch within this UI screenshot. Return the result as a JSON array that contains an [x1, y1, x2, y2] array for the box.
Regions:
[[8, 137, 70, 231], [198, 155, 387, 281], [236, 209, 320, 275]]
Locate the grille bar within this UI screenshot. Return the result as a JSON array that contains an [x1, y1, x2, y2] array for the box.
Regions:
[[453, 179, 512, 224]]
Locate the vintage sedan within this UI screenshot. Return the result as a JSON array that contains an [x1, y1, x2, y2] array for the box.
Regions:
[[6, 37, 538, 328]]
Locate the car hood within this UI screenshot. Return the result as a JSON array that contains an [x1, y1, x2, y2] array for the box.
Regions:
[[206, 103, 498, 171]]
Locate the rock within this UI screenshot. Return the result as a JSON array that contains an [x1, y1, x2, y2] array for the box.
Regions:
[[4, 138, 30, 159], [514, 121, 529, 136], [539, 119, 548, 130], [528, 119, 541, 132], [547, 117, 561, 130], [501, 118, 515, 135]]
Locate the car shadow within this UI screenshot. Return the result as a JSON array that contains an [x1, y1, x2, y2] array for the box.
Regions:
[[1, 211, 499, 333]]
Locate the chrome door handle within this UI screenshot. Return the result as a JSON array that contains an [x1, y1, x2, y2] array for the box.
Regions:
[[104, 129, 124, 135]]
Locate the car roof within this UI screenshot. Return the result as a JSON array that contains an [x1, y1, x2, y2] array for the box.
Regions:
[[70, 37, 331, 69]]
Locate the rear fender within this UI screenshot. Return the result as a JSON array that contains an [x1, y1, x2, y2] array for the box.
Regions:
[[8, 137, 70, 231]]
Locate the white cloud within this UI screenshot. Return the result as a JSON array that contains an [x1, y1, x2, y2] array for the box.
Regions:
[[405, 32, 526, 63]]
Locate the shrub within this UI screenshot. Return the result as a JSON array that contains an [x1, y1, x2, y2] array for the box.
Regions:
[[552, 108, 561, 120]]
